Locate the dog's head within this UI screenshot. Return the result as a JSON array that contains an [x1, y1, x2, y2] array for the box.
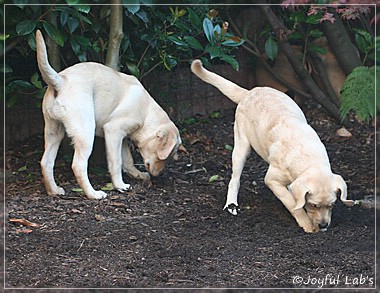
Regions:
[[138, 123, 181, 176], [290, 172, 347, 232]]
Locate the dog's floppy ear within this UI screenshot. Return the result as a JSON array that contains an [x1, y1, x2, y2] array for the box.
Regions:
[[156, 129, 178, 160], [289, 178, 310, 210], [334, 174, 353, 205]]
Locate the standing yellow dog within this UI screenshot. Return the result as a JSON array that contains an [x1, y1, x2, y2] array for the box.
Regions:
[[191, 59, 353, 233], [36, 30, 181, 199]]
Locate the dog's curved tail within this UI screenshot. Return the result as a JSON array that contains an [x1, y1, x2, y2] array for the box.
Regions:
[[191, 59, 248, 104], [36, 30, 63, 91]]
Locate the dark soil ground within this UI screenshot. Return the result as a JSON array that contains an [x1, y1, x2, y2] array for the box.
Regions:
[[4, 106, 377, 290]]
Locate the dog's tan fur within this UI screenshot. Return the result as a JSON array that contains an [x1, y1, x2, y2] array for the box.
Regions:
[[191, 59, 350, 233], [36, 30, 181, 199]]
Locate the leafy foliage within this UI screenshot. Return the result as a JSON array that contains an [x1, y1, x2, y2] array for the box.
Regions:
[[340, 66, 376, 122], [4, 3, 244, 107]]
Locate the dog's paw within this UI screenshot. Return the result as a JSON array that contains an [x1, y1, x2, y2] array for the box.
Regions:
[[87, 190, 108, 200], [48, 187, 65, 196], [139, 172, 151, 182], [116, 183, 132, 193], [224, 203, 240, 216], [302, 224, 318, 233]]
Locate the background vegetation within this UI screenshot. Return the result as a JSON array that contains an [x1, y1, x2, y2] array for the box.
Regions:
[[2, 1, 378, 130]]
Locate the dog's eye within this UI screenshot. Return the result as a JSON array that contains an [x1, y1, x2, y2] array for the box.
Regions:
[[309, 203, 319, 209]]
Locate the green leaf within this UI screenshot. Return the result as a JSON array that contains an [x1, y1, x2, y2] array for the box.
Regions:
[[7, 95, 18, 108], [67, 17, 80, 33], [126, 4, 140, 15], [136, 9, 149, 23], [208, 175, 219, 183], [72, 188, 83, 193], [306, 13, 321, 24], [126, 62, 140, 78], [8, 80, 33, 89], [101, 183, 114, 191], [164, 56, 178, 70], [225, 144, 233, 151], [70, 39, 80, 54], [354, 29, 373, 54], [184, 36, 203, 51], [167, 35, 188, 47], [308, 43, 327, 55], [203, 18, 214, 43], [42, 22, 65, 47], [205, 44, 221, 59], [31, 72, 42, 89], [60, 11, 69, 26], [221, 37, 245, 47], [220, 54, 239, 71], [187, 7, 202, 30], [76, 5, 91, 14], [308, 29, 324, 39], [210, 111, 221, 118], [340, 66, 375, 122], [16, 20, 36, 36], [17, 165, 27, 172], [213, 24, 222, 36], [287, 32, 303, 41], [265, 36, 278, 61]]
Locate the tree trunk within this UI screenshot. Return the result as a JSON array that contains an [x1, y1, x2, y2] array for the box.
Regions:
[[321, 18, 362, 75], [46, 9, 61, 71], [105, 0, 124, 71], [260, 5, 352, 127]]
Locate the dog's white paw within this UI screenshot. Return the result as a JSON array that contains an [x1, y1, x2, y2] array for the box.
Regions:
[[87, 190, 108, 200], [224, 203, 240, 215], [116, 183, 132, 193], [139, 172, 150, 182], [48, 187, 65, 196], [301, 222, 318, 233]]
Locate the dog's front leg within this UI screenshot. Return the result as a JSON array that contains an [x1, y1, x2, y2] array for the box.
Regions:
[[264, 167, 316, 233], [224, 124, 251, 215], [104, 120, 133, 193], [122, 139, 150, 182]]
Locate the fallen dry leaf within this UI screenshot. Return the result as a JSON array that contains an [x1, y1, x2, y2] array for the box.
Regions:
[[10, 218, 43, 228], [110, 202, 127, 207], [336, 127, 352, 138], [16, 228, 33, 234]]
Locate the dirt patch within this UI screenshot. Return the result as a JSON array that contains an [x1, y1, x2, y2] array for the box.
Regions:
[[4, 107, 376, 289]]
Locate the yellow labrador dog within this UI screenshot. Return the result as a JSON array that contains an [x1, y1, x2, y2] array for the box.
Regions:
[[36, 30, 181, 199], [191, 59, 353, 233]]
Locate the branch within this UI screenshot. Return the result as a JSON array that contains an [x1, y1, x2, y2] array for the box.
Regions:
[[106, 0, 124, 71], [296, 26, 341, 107], [260, 5, 352, 127], [226, 8, 312, 100], [321, 18, 362, 75], [46, 9, 61, 71]]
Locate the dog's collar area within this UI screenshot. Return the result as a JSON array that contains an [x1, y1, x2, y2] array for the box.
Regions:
[[136, 135, 156, 150]]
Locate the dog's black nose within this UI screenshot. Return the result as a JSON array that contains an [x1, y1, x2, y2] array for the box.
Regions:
[[319, 222, 329, 231]]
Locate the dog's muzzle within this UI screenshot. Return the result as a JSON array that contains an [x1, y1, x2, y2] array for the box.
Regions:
[[318, 222, 329, 232]]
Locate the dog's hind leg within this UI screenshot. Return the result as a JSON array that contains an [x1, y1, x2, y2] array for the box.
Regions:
[[122, 138, 150, 182], [41, 118, 65, 195], [264, 166, 316, 233], [224, 122, 251, 215], [67, 118, 107, 200]]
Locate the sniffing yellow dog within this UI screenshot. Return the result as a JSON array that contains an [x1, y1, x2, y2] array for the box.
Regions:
[[36, 30, 181, 199], [191, 59, 353, 233]]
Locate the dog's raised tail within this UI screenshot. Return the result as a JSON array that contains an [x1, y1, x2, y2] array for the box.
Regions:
[[36, 30, 63, 91], [191, 59, 248, 104]]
